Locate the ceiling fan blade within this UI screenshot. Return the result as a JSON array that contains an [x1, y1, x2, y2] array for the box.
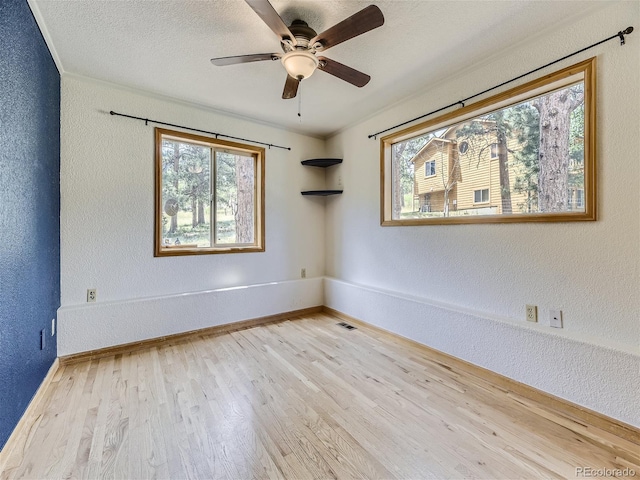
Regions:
[[245, 0, 297, 45], [282, 75, 300, 99], [317, 57, 370, 87], [210, 53, 279, 66], [310, 5, 384, 52]]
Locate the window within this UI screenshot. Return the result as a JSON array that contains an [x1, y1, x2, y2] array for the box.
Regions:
[[490, 143, 498, 160], [155, 128, 264, 256], [474, 189, 489, 203], [380, 57, 596, 225], [425, 160, 436, 177]]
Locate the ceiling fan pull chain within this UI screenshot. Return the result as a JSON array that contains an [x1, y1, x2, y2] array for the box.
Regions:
[[298, 84, 302, 122]]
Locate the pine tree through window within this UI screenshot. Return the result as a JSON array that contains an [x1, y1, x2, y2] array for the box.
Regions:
[[381, 58, 596, 225], [155, 128, 264, 256]]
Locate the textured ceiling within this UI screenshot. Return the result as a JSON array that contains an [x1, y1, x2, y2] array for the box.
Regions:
[[31, 0, 606, 137]]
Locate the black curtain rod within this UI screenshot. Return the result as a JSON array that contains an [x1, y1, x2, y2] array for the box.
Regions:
[[368, 26, 634, 140], [109, 111, 291, 151]]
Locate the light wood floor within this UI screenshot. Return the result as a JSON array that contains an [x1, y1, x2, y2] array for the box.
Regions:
[[2, 314, 638, 479]]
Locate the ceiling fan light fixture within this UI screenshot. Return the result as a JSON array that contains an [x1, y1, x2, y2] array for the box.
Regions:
[[281, 50, 319, 80]]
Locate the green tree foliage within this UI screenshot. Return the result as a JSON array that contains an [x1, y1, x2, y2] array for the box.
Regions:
[[395, 82, 586, 218], [507, 102, 540, 213], [215, 152, 255, 244], [161, 140, 211, 239], [507, 84, 584, 212], [453, 82, 584, 214], [392, 135, 429, 218], [568, 102, 585, 190], [215, 152, 238, 216]]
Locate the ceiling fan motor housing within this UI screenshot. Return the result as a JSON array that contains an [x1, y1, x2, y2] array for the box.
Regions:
[[287, 19, 317, 48]]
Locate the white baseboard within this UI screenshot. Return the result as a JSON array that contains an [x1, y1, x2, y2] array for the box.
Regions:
[[323, 277, 640, 428], [57, 277, 323, 356]]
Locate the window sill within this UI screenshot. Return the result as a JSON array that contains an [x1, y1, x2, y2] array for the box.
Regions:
[[155, 245, 264, 256]]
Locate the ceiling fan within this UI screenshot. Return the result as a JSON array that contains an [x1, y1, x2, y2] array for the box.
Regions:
[[210, 0, 384, 99]]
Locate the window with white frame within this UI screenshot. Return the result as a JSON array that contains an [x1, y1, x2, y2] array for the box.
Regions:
[[490, 143, 498, 160], [425, 160, 436, 177], [474, 188, 489, 203]]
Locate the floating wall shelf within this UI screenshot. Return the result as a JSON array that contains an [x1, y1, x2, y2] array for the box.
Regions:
[[300, 158, 343, 168], [301, 190, 344, 196], [301, 158, 343, 196]]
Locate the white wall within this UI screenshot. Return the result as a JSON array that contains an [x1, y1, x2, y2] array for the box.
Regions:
[[324, 1, 640, 426], [58, 76, 325, 354], [57, 2, 639, 426]]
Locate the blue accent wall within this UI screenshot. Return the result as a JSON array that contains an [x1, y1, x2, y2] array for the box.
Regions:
[[0, 0, 60, 450]]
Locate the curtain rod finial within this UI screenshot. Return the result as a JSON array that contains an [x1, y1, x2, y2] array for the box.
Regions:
[[619, 26, 633, 45]]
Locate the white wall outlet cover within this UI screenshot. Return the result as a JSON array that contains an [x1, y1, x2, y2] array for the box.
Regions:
[[87, 289, 97, 302], [549, 309, 563, 328]]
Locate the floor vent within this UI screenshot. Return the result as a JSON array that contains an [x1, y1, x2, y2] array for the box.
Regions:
[[337, 322, 357, 330]]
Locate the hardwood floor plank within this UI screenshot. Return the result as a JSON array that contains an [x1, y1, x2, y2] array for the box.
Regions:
[[84, 357, 114, 479], [2, 314, 638, 479]]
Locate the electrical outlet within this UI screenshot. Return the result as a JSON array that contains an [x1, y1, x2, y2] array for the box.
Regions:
[[549, 309, 563, 328], [301, 268, 306, 278], [87, 288, 97, 302], [526, 305, 538, 322], [51, 318, 56, 336]]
